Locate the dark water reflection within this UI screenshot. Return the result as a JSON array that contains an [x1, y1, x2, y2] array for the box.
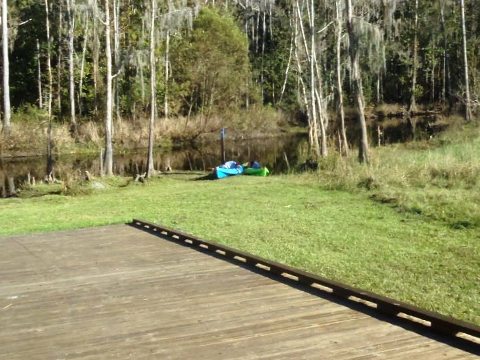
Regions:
[[0, 134, 309, 197]]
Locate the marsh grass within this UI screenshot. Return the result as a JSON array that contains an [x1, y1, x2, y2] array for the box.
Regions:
[[315, 124, 480, 228], [0, 108, 289, 157]]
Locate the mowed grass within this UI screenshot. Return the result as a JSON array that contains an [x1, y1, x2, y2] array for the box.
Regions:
[[0, 173, 478, 325]]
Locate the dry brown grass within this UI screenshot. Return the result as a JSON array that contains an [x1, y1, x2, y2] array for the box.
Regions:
[[2, 107, 289, 156]]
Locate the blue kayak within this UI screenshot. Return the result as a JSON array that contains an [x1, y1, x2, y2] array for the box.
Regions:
[[214, 162, 244, 179]]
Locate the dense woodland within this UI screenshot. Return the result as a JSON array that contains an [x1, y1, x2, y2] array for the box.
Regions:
[[1, 0, 479, 175]]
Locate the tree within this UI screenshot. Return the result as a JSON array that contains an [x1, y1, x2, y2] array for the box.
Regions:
[[2, 0, 11, 135], [45, 0, 53, 120], [409, 0, 419, 112], [346, 0, 369, 163], [335, 0, 348, 156], [66, 0, 77, 134], [104, 0, 113, 176], [460, 0, 472, 121], [171, 8, 250, 117], [146, 0, 157, 178]]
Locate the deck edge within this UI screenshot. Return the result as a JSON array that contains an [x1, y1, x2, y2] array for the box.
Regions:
[[129, 218, 480, 350]]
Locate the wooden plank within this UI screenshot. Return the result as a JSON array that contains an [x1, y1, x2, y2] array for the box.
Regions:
[[0, 225, 478, 359]]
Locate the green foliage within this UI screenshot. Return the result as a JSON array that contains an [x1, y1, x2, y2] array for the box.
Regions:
[[171, 8, 250, 116]]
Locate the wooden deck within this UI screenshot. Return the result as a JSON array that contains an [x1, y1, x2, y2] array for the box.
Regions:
[[0, 225, 477, 359]]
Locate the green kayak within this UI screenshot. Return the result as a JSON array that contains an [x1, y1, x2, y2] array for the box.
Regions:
[[243, 167, 270, 176]]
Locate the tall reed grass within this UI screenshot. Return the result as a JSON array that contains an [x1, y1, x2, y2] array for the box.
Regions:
[[314, 124, 480, 228]]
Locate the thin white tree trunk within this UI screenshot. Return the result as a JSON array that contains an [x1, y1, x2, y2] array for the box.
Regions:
[[295, 0, 320, 158], [2, 0, 11, 134], [57, 0, 63, 114], [93, 0, 99, 115], [346, 0, 369, 163], [45, 0, 53, 120], [279, 24, 293, 102], [104, 0, 113, 176], [409, 0, 419, 112], [308, 0, 320, 158], [440, 2, 447, 103], [37, 39, 43, 109], [292, 4, 312, 145], [67, 0, 76, 134], [146, 0, 157, 178], [260, 11, 266, 102], [78, 13, 89, 117], [460, 0, 472, 121], [164, 30, 170, 119], [138, 51, 145, 103], [45, 0, 54, 176], [335, 0, 348, 155], [113, 0, 121, 124]]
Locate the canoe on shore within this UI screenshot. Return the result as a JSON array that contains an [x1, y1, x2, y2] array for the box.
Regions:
[[244, 167, 270, 176], [214, 164, 244, 179]]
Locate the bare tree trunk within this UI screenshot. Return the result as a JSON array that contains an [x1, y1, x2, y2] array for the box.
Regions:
[[45, 0, 53, 120], [37, 39, 43, 109], [138, 51, 145, 104], [335, 0, 348, 156], [57, 0, 63, 115], [93, 0, 100, 115], [279, 16, 294, 102], [146, 0, 157, 178], [7, 176, 15, 196], [409, 0, 419, 112], [78, 13, 89, 117], [104, 0, 113, 176], [292, 4, 312, 147], [346, 0, 369, 163], [45, 0, 54, 177], [66, 0, 77, 135], [113, 0, 121, 124], [309, 0, 320, 158], [460, 0, 472, 122], [295, 0, 320, 158], [2, 0, 11, 135], [440, 1, 447, 103], [431, 61, 435, 103], [164, 30, 170, 119], [260, 11, 266, 103]]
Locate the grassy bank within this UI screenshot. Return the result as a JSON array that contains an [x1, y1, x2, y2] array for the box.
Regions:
[[0, 172, 478, 326], [316, 123, 480, 230]]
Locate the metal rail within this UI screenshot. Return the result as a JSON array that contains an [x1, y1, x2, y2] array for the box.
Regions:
[[130, 218, 480, 347]]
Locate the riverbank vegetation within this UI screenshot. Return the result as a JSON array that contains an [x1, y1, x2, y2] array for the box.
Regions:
[[316, 123, 480, 229]]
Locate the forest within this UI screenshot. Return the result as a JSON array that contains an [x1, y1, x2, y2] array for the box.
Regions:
[[1, 0, 479, 174]]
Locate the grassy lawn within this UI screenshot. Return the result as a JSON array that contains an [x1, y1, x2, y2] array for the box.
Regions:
[[0, 173, 478, 326]]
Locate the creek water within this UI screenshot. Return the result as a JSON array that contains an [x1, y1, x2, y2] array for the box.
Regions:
[[0, 134, 310, 197]]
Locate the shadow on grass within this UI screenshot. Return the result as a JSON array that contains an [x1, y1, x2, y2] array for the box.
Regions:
[[194, 173, 216, 181]]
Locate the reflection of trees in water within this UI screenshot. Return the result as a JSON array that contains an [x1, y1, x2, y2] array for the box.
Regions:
[[0, 134, 308, 197]]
